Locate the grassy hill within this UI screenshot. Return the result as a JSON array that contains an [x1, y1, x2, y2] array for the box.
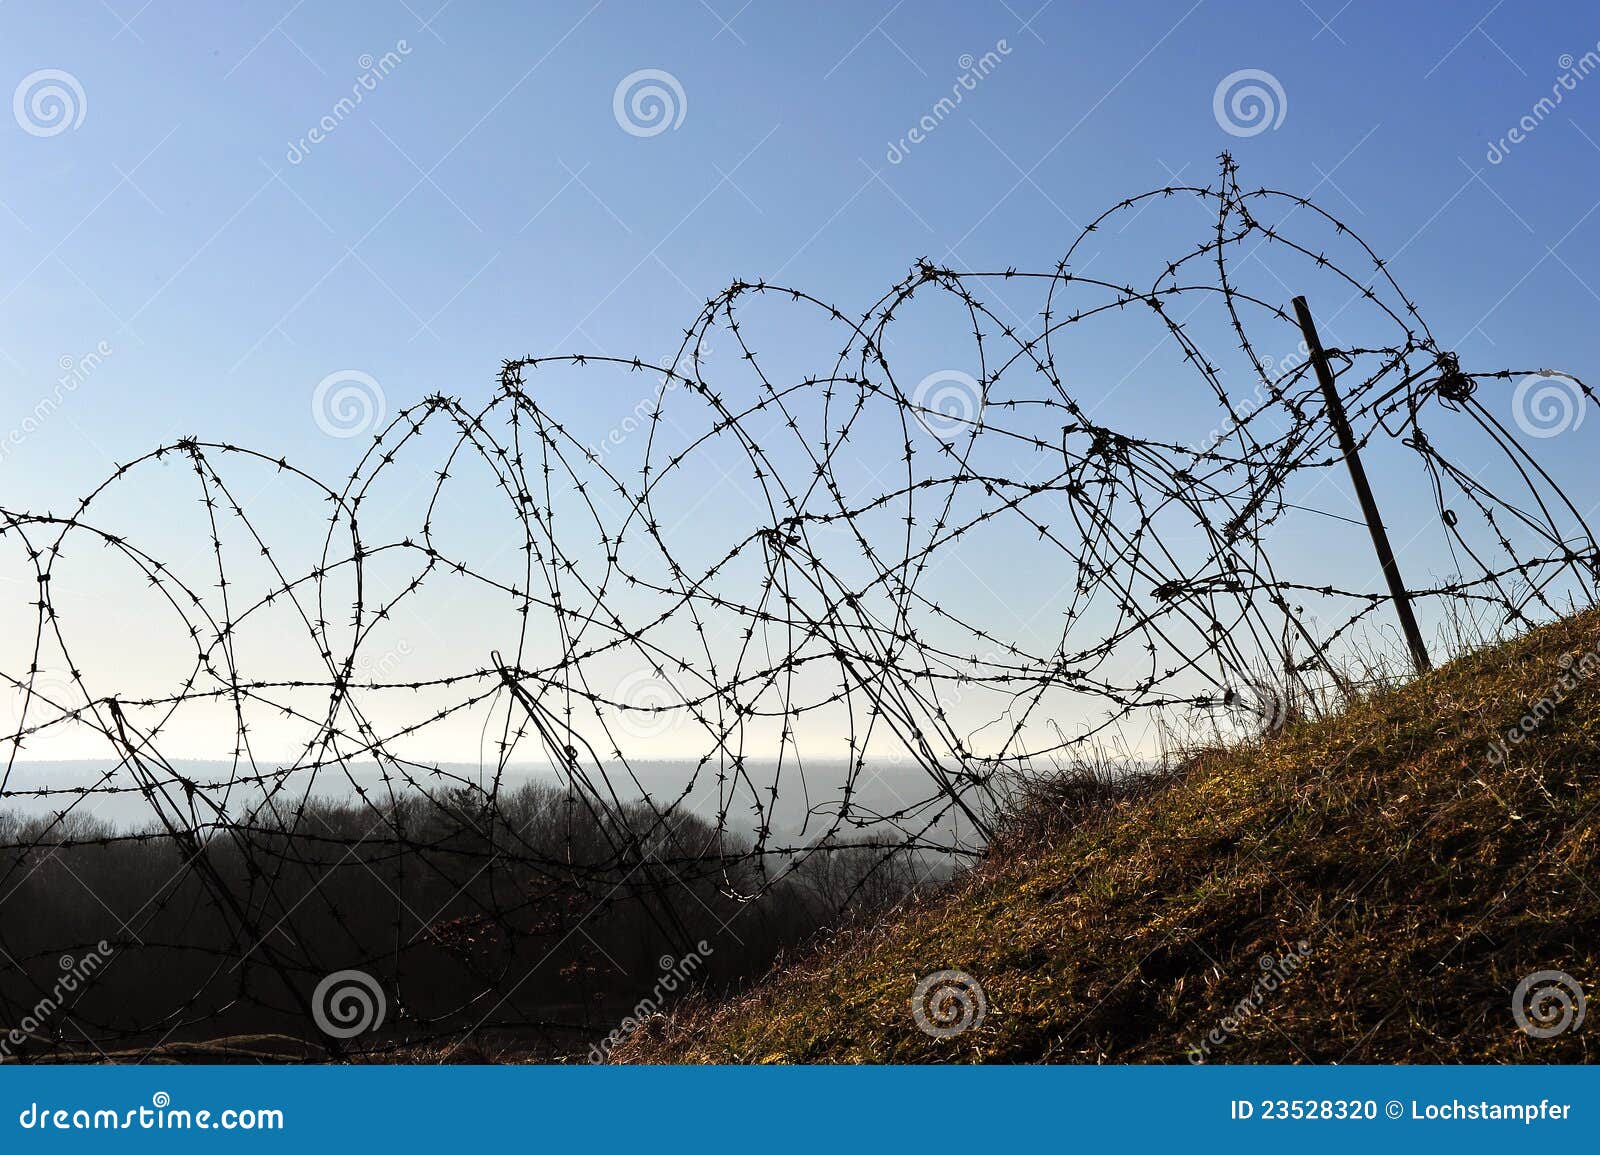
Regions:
[[616, 610, 1600, 1063]]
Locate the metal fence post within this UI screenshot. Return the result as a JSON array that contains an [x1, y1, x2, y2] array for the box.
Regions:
[[1292, 295, 1432, 674]]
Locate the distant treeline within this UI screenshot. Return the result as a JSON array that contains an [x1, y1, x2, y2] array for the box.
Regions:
[[0, 781, 944, 1058]]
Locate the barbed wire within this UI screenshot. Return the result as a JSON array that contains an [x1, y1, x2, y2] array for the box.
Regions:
[[1, 153, 1594, 1057]]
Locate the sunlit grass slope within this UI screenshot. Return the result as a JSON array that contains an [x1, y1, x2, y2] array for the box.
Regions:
[[619, 611, 1600, 1063]]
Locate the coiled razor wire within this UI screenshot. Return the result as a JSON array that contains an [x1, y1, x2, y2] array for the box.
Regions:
[[1, 155, 1595, 1055]]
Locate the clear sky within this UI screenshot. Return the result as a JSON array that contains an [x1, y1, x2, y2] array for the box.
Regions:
[[2, 1, 1598, 763]]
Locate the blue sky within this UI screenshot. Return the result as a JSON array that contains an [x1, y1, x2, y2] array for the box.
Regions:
[[2, 1, 1599, 761], [1, 0, 1595, 479]]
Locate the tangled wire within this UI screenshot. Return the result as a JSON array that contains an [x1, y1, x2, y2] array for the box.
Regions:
[[1, 155, 1595, 1055]]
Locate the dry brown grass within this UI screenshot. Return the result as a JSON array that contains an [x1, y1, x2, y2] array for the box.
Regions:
[[614, 609, 1600, 1063]]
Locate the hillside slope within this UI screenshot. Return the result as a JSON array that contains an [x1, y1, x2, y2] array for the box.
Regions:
[[618, 611, 1600, 1063]]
